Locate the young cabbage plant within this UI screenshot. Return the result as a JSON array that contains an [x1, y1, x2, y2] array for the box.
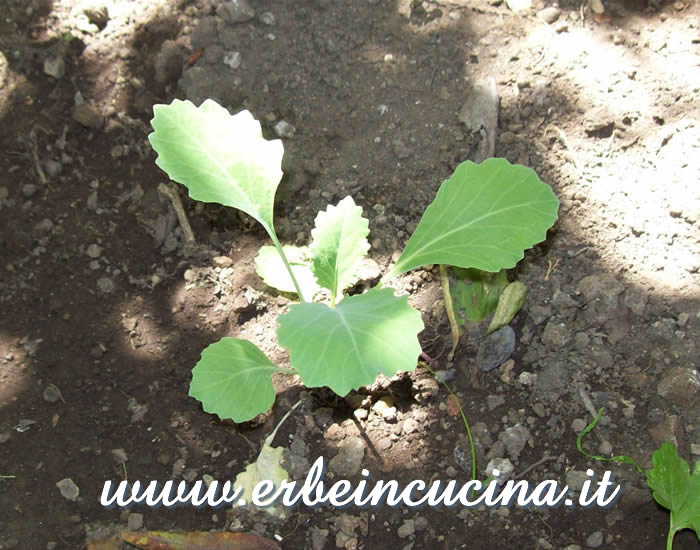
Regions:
[[148, 98, 559, 422]]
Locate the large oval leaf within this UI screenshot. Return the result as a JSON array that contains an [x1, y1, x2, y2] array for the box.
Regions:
[[189, 337, 280, 422], [148, 99, 283, 234], [390, 158, 559, 275], [276, 288, 424, 395]]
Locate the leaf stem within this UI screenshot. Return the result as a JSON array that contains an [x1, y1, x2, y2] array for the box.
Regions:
[[268, 230, 307, 302]]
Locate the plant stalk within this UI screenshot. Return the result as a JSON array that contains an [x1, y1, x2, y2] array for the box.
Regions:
[[268, 230, 307, 302]]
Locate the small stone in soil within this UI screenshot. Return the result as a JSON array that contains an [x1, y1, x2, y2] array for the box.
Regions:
[[43, 385, 62, 403], [97, 277, 115, 293], [586, 531, 604, 548], [476, 325, 515, 371], [56, 478, 80, 501], [127, 512, 143, 530], [86, 244, 102, 258]]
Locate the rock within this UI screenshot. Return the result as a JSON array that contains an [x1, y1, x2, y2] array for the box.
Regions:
[[223, 51, 242, 69], [43, 55, 65, 79], [127, 512, 143, 530], [414, 516, 428, 531], [499, 424, 531, 461], [541, 321, 572, 349], [571, 418, 588, 433], [22, 183, 38, 198], [586, 531, 604, 548], [274, 120, 296, 138], [56, 478, 80, 501], [554, 21, 569, 33], [505, 0, 532, 13], [86, 244, 102, 258], [598, 440, 613, 455], [402, 418, 419, 434], [487, 394, 506, 410], [45, 160, 62, 178], [583, 108, 615, 138], [311, 527, 329, 550], [73, 103, 103, 129], [191, 17, 218, 50], [485, 457, 515, 482], [259, 11, 276, 25], [154, 40, 186, 85], [217, 0, 255, 24], [537, 7, 561, 23], [458, 78, 499, 162], [576, 274, 624, 326], [397, 519, 415, 538], [328, 436, 365, 477], [535, 361, 570, 402], [43, 385, 61, 403], [476, 325, 515, 372], [97, 277, 115, 293], [82, 3, 109, 29], [392, 138, 411, 159], [622, 288, 647, 315], [565, 470, 589, 492], [657, 367, 698, 408]]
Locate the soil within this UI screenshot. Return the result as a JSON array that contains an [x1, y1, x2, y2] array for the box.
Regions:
[[0, 0, 698, 549]]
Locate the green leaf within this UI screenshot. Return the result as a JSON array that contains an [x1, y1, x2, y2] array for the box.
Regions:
[[647, 442, 700, 541], [189, 337, 280, 423], [390, 158, 559, 276], [277, 288, 424, 395], [449, 268, 508, 326], [310, 196, 370, 303], [148, 99, 283, 235], [255, 245, 320, 299], [487, 281, 527, 334]]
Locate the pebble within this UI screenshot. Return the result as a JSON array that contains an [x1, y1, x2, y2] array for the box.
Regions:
[[657, 366, 699, 408], [73, 103, 103, 129], [403, 418, 419, 434], [127, 512, 143, 530], [537, 7, 560, 23], [97, 277, 115, 293], [571, 418, 588, 433], [414, 516, 429, 531], [328, 436, 365, 477], [274, 120, 296, 138], [223, 51, 242, 70], [86, 244, 102, 258], [487, 394, 506, 410], [397, 519, 415, 538], [586, 531, 604, 548], [217, 0, 255, 23], [45, 160, 62, 178], [56, 478, 80, 501], [476, 325, 515, 372], [43, 55, 65, 79], [565, 470, 589, 492], [43, 385, 61, 403], [485, 457, 515, 481], [22, 183, 38, 198], [259, 11, 276, 25], [499, 424, 531, 461], [598, 440, 613, 455], [542, 321, 572, 349]]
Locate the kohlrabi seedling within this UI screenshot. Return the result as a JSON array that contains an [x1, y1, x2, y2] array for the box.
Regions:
[[148, 98, 559, 423]]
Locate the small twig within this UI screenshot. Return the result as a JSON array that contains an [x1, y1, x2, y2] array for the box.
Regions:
[[0, 475, 16, 479], [547, 125, 579, 169], [29, 129, 48, 185], [158, 183, 195, 243], [544, 258, 560, 281], [513, 454, 557, 480]]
